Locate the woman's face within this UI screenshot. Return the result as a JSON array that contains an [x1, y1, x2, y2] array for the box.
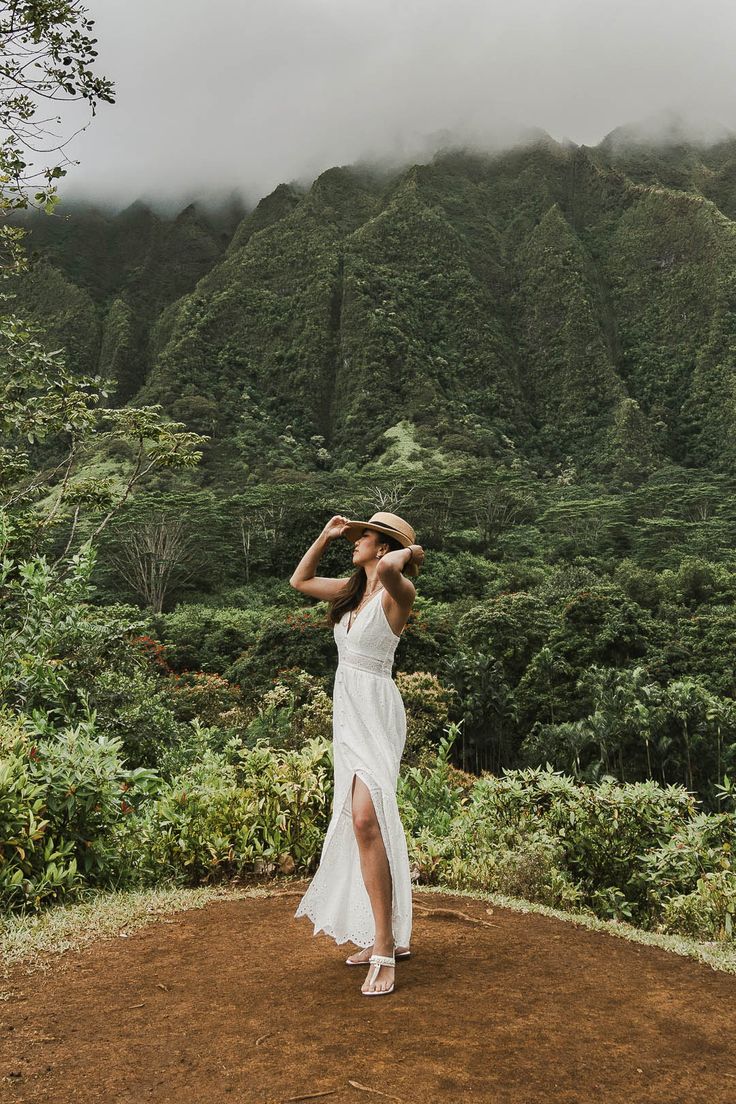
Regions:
[[352, 527, 389, 570]]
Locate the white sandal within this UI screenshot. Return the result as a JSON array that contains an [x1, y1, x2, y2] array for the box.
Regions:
[[346, 945, 410, 966], [362, 953, 395, 996]]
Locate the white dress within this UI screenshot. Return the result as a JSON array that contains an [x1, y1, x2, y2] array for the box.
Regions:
[[294, 587, 413, 949]]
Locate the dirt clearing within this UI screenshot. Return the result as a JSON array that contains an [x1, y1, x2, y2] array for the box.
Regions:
[[2, 883, 735, 1103]]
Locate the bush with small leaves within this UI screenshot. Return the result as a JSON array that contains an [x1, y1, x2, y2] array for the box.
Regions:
[[395, 669, 455, 766]]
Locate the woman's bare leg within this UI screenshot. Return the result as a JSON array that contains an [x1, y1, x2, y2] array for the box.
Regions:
[[351, 773, 397, 993]]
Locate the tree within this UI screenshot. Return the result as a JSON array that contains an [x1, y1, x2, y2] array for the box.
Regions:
[[442, 648, 517, 774], [0, 6, 206, 562], [661, 678, 729, 794], [0, 1, 115, 267], [113, 513, 199, 613], [0, 326, 208, 561], [233, 497, 283, 584]]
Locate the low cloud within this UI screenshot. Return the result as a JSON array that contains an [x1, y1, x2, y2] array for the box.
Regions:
[[57, 0, 736, 209]]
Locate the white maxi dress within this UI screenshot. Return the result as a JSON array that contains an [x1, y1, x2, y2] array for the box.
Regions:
[[294, 588, 413, 949]]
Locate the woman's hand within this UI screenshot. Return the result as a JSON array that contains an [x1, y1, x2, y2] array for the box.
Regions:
[[407, 543, 425, 569], [320, 514, 351, 542]]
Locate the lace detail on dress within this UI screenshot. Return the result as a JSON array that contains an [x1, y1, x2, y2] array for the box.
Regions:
[[338, 652, 393, 678]]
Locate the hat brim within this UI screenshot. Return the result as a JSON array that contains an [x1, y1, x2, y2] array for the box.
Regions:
[[342, 520, 419, 578]]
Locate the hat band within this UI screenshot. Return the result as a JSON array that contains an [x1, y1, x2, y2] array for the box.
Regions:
[[369, 521, 412, 541]]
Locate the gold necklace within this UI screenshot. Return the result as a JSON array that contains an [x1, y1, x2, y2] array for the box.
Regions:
[[348, 583, 384, 630]]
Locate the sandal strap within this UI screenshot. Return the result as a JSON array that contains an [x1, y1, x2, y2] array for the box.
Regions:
[[369, 954, 395, 967]]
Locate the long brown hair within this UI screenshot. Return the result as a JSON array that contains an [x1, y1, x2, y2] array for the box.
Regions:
[[327, 532, 405, 627]]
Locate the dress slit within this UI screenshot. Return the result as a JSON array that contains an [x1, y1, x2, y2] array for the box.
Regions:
[[350, 769, 395, 902]]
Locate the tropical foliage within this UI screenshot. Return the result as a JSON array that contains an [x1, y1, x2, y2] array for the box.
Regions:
[[3, 112, 736, 947]]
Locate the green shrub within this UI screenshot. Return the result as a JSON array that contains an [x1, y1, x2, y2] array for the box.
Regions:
[[398, 724, 467, 839], [110, 737, 334, 885], [0, 716, 79, 912], [239, 668, 332, 751], [398, 753, 727, 930], [153, 604, 265, 672], [154, 718, 234, 781], [0, 714, 158, 913], [541, 777, 697, 922], [89, 667, 190, 769], [661, 871, 736, 940], [395, 670, 455, 765], [225, 605, 337, 694], [636, 809, 736, 930], [161, 670, 246, 726], [414, 550, 501, 602]]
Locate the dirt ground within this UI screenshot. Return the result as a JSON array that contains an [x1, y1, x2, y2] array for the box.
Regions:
[[2, 883, 735, 1104]]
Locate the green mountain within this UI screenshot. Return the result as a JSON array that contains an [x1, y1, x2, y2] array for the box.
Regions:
[[13, 129, 736, 481], [12, 198, 242, 403]]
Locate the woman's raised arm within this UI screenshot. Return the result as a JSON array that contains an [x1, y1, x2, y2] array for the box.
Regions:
[[289, 515, 352, 601]]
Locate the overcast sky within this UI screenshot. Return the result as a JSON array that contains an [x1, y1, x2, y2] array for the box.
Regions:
[[58, 0, 736, 210]]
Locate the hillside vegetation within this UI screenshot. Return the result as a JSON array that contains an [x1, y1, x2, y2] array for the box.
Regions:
[[13, 130, 736, 480]]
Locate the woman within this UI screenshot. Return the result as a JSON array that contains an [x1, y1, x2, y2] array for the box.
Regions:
[[290, 510, 424, 996]]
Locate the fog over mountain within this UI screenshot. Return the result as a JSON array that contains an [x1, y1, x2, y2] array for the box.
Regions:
[[58, 0, 736, 211]]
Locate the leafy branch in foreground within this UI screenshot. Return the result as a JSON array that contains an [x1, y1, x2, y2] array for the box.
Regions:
[[0, 306, 208, 558], [0, 0, 115, 268], [87, 406, 207, 541]]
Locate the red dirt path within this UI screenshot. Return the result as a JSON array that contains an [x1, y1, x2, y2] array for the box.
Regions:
[[2, 883, 735, 1103]]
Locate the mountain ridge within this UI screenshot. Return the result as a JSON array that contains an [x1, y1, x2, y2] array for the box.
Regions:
[[13, 128, 736, 480]]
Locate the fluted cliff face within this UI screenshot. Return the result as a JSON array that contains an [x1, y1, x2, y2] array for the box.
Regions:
[[16, 132, 736, 479]]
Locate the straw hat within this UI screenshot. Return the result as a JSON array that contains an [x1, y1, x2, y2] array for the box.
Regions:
[[341, 511, 420, 577]]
